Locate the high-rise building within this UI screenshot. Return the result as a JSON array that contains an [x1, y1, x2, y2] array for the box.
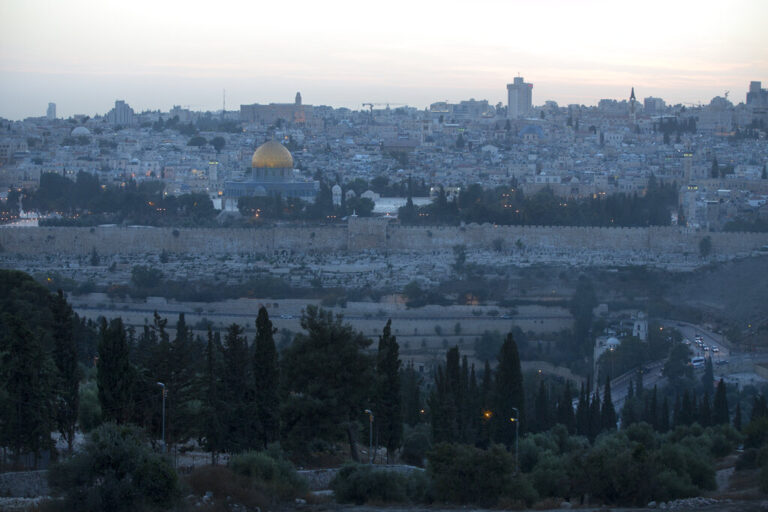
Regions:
[[507, 77, 533, 119], [46, 102, 56, 120], [643, 96, 666, 114], [106, 100, 135, 126], [747, 81, 768, 107]]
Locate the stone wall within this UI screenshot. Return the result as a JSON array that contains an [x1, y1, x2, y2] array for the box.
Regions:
[[1, 219, 766, 258]]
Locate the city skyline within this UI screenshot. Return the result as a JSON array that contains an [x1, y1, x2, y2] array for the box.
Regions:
[[1, 0, 767, 120]]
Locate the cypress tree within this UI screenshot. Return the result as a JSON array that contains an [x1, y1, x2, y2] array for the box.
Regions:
[[492, 333, 524, 445], [374, 319, 403, 462], [534, 380, 550, 432], [557, 381, 575, 433], [659, 395, 670, 432], [444, 346, 461, 441], [636, 368, 644, 397], [679, 391, 693, 426], [673, 394, 682, 427], [51, 290, 80, 453], [734, 402, 742, 431], [702, 357, 714, 396], [750, 394, 768, 422], [712, 379, 729, 425], [221, 323, 253, 452], [202, 328, 224, 463], [400, 361, 422, 426], [576, 382, 589, 436], [649, 386, 658, 430], [601, 375, 617, 431], [478, 360, 493, 447], [254, 307, 280, 449], [698, 394, 711, 427], [588, 392, 602, 440], [429, 366, 450, 443], [467, 363, 481, 444], [97, 317, 134, 424], [459, 355, 470, 441]]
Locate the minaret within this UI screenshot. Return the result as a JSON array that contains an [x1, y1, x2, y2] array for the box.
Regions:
[[629, 87, 637, 124]]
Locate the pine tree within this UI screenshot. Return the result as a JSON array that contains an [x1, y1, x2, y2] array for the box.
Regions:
[[97, 318, 134, 424], [712, 379, 729, 425], [253, 307, 280, 449], [734, 402, 742, 431], [492, 332, 525, 445], [375, 319, 403, 462], [601, 375, 617, 431], [51, 290, 80, 453], [0, 314, 56, 467], [673, 394, 682, 427]]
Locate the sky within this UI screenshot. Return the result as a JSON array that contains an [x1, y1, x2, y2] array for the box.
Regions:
[[1, 0, 766, 120]]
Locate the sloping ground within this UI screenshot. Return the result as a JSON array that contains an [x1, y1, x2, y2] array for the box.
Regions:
[[669, 256, 768, 326]]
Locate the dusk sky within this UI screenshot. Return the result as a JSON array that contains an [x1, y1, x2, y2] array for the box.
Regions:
[[1, 0, 766, 119]]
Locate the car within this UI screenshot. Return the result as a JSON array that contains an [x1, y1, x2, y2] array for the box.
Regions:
[[703, 345, 709, 351], [712, 347, 719, 353]]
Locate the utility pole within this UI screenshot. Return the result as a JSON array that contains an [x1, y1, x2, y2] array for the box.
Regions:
[[364, 409, 374, 464]]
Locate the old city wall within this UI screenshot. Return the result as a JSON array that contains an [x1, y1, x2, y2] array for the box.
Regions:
[[1, 220, 766, 257], [374, 222, 768, 256], [0, 225, 347, 256]]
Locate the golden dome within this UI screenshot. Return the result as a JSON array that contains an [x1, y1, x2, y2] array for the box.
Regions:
[[251, 140, 293, 168]]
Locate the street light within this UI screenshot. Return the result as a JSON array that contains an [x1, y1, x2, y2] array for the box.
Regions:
[[157, 382, 166, 453], [510, 407, 520, 475], [364, 409, 374, 464]]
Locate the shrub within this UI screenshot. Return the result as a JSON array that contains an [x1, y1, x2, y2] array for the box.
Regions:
[[428, 443, 513, 505], [228, 450, 307, 499], [503, 473, 538, 508], [401, 424, 431, 467], [48, 422, 179, 512], [331, 464, 412, 504], [187, 465, 269, 509]]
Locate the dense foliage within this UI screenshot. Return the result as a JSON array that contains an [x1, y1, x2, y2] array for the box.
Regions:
[[48, 422, 179, 512], [400, 178, 678, 227]]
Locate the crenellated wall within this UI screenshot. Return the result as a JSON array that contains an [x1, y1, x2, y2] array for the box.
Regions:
[[1, 219, 766, 258]]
